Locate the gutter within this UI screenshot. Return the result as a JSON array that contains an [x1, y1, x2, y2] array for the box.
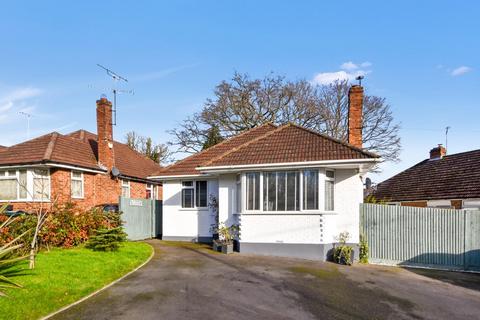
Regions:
[[196, 158, 381, 172]]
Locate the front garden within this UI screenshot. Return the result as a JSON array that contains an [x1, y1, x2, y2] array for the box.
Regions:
[[0, 203, 153, 320]]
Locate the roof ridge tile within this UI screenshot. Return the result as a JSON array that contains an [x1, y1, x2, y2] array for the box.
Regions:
[[43, 132, 59, 161], [200, 124, 289, 167], [157, 122, 277, 173]]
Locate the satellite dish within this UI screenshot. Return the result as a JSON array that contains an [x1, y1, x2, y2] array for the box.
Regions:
[[111, 167, 121, 177], [365, 177, 372, 189]]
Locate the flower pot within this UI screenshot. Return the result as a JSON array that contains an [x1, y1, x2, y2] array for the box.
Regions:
[[212, 240, 222, 252], [221, 243, 234, 254]]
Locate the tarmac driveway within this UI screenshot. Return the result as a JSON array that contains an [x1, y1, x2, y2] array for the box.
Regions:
[[52, 240, 480, 320]]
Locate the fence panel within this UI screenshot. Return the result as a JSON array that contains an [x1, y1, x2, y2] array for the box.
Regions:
[[360, 203, 480, 271], [119, 197, 156, 241]]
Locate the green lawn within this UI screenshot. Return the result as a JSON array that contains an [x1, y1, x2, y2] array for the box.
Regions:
[[0, 241, 153, 320]]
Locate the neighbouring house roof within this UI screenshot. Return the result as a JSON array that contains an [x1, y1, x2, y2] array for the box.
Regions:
[[0, 130, 161, 180], [374, 149, 480, 202], [154, 123, 378, 177]]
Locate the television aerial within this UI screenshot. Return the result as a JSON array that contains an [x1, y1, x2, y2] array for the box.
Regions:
[[93, 64, 134, 125]]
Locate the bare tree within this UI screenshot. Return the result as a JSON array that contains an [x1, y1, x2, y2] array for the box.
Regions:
[[169, 73, 401, 162], [125, 131, 171, 164]]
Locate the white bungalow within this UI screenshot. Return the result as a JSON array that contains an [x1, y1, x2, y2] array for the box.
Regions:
[[150, 85, 379, 260]]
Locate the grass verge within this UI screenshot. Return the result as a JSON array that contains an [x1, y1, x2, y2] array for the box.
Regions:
[[0, 241, 152, 320]]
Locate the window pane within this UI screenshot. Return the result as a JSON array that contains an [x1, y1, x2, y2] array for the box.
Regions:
[[72, 180, 83, 198], [286, 172, 299, 211], [196, 181, 207, 207], [34, 169, 48, 177], [7, 170, 16, 177], [34, 177, 50, 200], [254, 173, 260, 210], [72, 171, 82, 179], [325, 180, 334, 211], [236, 179, 241, 213], [0, 179, 17, 200], [182, 181, 193, 187], [267, 172, 276, 211], [304, 170, 318, 210], [122, 186, 130, 198], [19, 170, 27, 199], [326, 170, 335, 179], [277, 172, 286, 211], [246, 173, 259, 210], [182, 188, 194, 208]]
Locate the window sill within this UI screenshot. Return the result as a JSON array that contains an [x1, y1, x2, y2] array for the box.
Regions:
[[236, 211, 338, 215], [0, 200, 51, 203], [71, 197, 85, 200], [179, 207, 210, 212]]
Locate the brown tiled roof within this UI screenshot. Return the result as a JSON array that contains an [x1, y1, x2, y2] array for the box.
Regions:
[[0, 130, 161, 180], [0, 145, 6, 150], [374, 149, 480, 201], [155, 123, 377, 177], [67, 130, 162, 179]]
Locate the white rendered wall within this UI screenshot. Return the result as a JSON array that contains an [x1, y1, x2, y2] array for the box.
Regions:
[[238, 168, 363, 245], [217, 174, 238, 226], [162, 179, 218, 239]]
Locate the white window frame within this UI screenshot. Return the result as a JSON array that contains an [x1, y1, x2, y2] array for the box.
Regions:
[[121, 179, 130, 198], [245, 172, 261, 211], [146, 184, 154, 199], [324, 169, 335, 211], [32, 168, 51, 201], [71, 171, 84, 199], [0, 170, 20, 201], [180, 180, 208, 209], [195, 180, 208, 208], [262, 171, 300, 212], [241, 169, 336, 214]]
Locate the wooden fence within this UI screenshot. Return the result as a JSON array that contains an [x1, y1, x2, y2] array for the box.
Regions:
[[360, 203, 480, 271]]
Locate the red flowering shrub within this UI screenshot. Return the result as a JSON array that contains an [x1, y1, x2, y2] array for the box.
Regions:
[[0, 203, 122, 252]]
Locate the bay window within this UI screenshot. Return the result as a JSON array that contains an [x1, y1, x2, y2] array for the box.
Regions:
[[181, 181, 207, 208], [0, 168, 51, 201], [71, 171, 84, 198], [241, 169, 335, 213]]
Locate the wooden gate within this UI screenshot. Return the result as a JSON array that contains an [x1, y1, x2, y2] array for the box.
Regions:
[[119, 197, 162, 240]]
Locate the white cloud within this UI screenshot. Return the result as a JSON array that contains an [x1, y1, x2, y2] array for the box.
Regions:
[[0, 86, 43, 124], [451, 66, 472, 76], [312, 61, 372, 85], [131, 63, 199, 82], [340, 61, 358, 71]]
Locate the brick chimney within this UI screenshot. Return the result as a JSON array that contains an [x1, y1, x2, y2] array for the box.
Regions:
[[429, 144, 446, 160], [96, 97, 115, 170], [348, 85, 363, 148]]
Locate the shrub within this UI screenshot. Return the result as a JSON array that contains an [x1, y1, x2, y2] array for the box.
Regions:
[[0, 203, 122, 252], [0, 205, 30, 297], [359, 234, 369, 264], [333, 232, 353, 266], [85, 227, 127, 251]]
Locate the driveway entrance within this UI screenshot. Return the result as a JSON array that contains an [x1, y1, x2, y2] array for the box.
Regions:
[[51, 240, 480, 320]]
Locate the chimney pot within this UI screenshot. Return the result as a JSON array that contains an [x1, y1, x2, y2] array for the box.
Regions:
[[429, 144, 446, 160], [348, 85, 364, 148]]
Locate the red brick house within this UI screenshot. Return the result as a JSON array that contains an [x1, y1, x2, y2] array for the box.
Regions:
[[0, 97, 162, 212], [374, 145, 480, 209]]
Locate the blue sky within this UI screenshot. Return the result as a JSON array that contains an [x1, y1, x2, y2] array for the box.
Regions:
[[0, 1, 478, 182]]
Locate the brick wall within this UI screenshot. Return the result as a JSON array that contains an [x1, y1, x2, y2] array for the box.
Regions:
[[8, 168, 161, 212]]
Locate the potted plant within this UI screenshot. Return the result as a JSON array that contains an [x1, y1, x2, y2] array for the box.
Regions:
[[211, 222, 239, 254]]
